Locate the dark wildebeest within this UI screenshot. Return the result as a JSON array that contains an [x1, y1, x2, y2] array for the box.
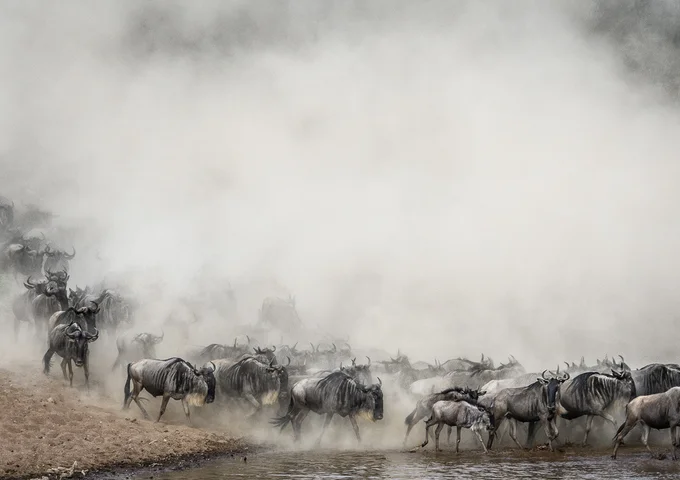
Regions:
[[93, 289, 130, 334], [42, 321, 99, 388], [420, 400, 493, 453], [123, 358, 216, 423], [111, 330, 165, 372], [42, 245, 75, 275], [403, 387, 485, 446], [12, 276, 47, 338], [557, 368, 636, 445], [612, 387, 680, 460], [213, 356, 290, 416], [32, 272, 69, 337], [487, 369, 569, 452], [630, 363, 680, 396], [271, 371, 384, 444]]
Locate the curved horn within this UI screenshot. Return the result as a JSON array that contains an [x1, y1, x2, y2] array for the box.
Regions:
[[286, 356, 291, 366], [377, 376, 382, 386], [88, 327, 99, 342], [246, 335, 251, 345], [209, 361, 216, 372], [233, 337, 237, 348], [64, 246, 76, 259], [310, 342, 315, 352], [351, 357, 356, 366], [292, 342, 298, 351], [541, 370, 548, 380], [619, 355, 625, 364], [332, 343, 337, 353], [564, 361, 570, 370], [271, 345, 276, 352], [366, 356, 371, 366]]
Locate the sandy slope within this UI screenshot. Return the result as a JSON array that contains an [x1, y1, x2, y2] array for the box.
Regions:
[[0, 366, 248, 479]]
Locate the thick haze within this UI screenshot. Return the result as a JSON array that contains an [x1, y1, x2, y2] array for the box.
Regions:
[[2, 0, 680, 370]]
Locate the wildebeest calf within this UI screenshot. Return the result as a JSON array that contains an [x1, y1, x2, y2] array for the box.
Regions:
[[420, 400, 493, 453], [612, 386, 680, 459], [123, 357, 216, 423], [403, 387, 484, 446]]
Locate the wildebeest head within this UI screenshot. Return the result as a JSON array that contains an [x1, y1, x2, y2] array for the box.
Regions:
[[361, 377, 384, 421], [253, 346, 277, 364], [537, 368, 569, 414], [65, 323, 99, 367], [475, 404, 494, 431], [74, 302, 101, 333], [342, 357, 373, 385], [611, 367, 637, 399], [192, 361, 217, 404]]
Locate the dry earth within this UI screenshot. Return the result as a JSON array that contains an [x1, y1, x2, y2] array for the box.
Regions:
[[0, 366, 249, 480]]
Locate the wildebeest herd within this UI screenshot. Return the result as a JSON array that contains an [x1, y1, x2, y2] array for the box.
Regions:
[[3, 196, 680, 460]]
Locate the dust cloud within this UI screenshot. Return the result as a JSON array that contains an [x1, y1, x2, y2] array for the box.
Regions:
[[2, 1, 680, 383]]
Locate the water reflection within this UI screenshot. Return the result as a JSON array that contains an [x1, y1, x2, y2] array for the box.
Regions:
[[134, 450, 680, 480]]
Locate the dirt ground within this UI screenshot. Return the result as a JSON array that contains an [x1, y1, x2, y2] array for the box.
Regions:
[[0, 366, 249, 480]]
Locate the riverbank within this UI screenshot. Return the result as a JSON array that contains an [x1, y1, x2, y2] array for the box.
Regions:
[[0, 367, 251, 480]]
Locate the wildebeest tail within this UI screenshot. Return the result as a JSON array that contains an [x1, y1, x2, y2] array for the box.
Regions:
[[269, 396, 294, 430], [405, 408, 417, 425], [612, 420, 627, 443], [123, 362, 132, 409]]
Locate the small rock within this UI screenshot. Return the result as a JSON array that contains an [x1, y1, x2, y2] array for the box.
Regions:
[[47, 397, 55, 404]]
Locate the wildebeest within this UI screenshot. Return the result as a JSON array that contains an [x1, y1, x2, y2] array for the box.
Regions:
[[42, 321, 99, 388], [32, 273, 69, 337], [612, 386, 680, 460], [420, 400, 493, 453], [12, 276, 47, 338], [403, 387, 484, 446], [631, 363, 680, 397], [192, 336, 253, 364], [557, 368, 636, 445], [487, 369, 569, 451], [111, 330, 165, 372], [213, 356, 290, 416], [123, 357, 217, 423], [42, 245, 75, 275], [271, 371, 384, 444]]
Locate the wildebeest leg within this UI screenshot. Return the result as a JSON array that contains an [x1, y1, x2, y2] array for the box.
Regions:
[[670, 426, 679, 461], [67, 360, 74, 387], [315, 413, 334, 446], [243, 393, 262, 417], [157, 395, 171, 422], [542, 417, 558, 452], [60, 358, 69, 382], [487, 418, 500, 450], [403, 409, 424, 446], [43, 348, 55, 374], [612, 419, 637, 459], [473, 427, 489, 454], [526, 421, 538, 448], [447, 426, 453, 446], [456, 426, 462, 453], [128, 382, 150, 420], [434, 423, 444, 452], [349, 414, 361, 443], [508, 420, 525, 450], [582, 415, 594, 446], [83, 361, 90, 391], [292, 409, 309, 443], [640, 424, 653, 456], [421, 418, 436, 448], [181, 398, 191, 424]]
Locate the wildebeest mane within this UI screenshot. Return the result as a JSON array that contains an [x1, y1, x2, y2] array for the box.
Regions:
[[315, 371, 371, 415]]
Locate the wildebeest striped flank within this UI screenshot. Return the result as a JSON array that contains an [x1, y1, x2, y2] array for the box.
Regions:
[[271, 371, 384, 445], [123, 357, 216, 423]]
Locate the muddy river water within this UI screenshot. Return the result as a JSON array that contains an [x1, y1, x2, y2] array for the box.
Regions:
[[131, 449, 680, 479]]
